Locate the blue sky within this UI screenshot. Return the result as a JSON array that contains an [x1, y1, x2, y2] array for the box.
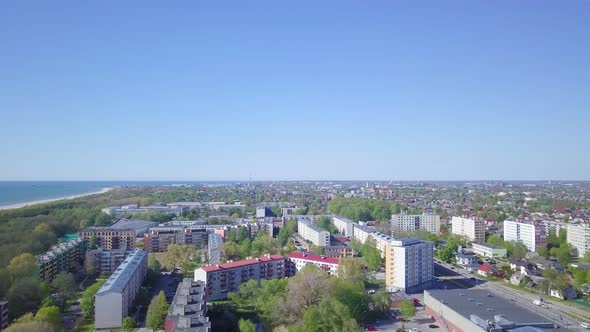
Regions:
[[1, 1, 589, 181]]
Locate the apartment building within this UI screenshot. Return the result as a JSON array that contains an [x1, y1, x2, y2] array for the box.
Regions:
[[0, 300, 8, 330], [324, 245, 354, 258], [288, 252, 339, 276], [78, 227, 135, 250], [503, 220, 547, 252], [37, 237, 86, 282], [85, 248, 131, 275], [143, 227, 208, 253], [352, 223, 377, 244], [370, 232, 394, 258], [472, 242, 507, 258], [451, 217, 486, 243], [207, 233, 224, 265], [108, 218, 158, 237], [390, 213, 440, 235], [194, 254, 288, 301], [385, 238, 434, 293], [94, 249, 148, 330], [332, 215, 355, 237], [567, 223, 590, 257], [297, 219, 330, 247], [165, 279, 211, 332]]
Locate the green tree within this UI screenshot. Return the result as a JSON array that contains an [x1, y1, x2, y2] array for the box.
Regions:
[[122, 316, 137, 331], [35, 305, 64, 331], [147, 255, 161, 286], [399, 300, 416, 317], [88, 233, 98, 249], [437, 239, 458, 263], [7, 253, 38, 281], [361, 238, 382, 271], [146, 291, 169, 330], [370, 290, 390, 313], [7, 277, 42, 319], [163, 244, 197, 275], [238, 318, 256, 332], [4, 313, 54, 332], [302, 299, 361, 332], [582, 251, 590, 263], [51, 272, 76, 312], [338, 258, 365, 286], [317, 216, 337, 233], [80, 280, 105, 319], [550, 244, 571, 267], [536, 246, 549, 259]]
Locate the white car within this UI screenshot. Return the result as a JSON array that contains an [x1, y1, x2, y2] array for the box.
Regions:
[[580, 322, 590, 329]]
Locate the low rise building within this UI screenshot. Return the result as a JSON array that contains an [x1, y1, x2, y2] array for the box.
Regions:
[[78, 227, 135, 250], [288, 252, 339, 276], [451, 217, 486, 243], [471, 242, 507, 258], [94, 249, 148, 330], [37, 237, 86, 282], [297, 219, 330, 247], [385, 238, 434, 293], [324, 245, 354, 258], [194, 254, 289, 301], [456, 253, 477, 267], [567, 223, 590, 257], [390, 213, 440, 235], [165, 279, 211, 332]]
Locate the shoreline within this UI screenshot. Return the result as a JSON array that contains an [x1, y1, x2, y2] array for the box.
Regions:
[[0, 187, 115, 211]]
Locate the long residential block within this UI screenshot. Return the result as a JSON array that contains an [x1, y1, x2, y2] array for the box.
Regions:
[[37, 237, 86, 282], [165, 278, 211, 332], [390, 213, 440, 234], [297, 219, 330, 247], [78, 227, 136, 250]]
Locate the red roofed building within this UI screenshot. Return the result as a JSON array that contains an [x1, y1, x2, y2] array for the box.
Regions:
[[288, 252, 340, 276], [477, 263, 503, 277], [194, 254, 289, 301]]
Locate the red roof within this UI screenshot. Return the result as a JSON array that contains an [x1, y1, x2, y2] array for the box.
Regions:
[[288, 252, 339, 265], [201, 254, 285, 272], [479, 263, 494, 272]]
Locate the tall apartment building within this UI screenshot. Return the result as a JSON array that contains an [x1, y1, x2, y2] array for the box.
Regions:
[[94, 249, 148, 330], [567, 223, 590, 257], [194, 254, 289, 301], [207, 233, 224, 265], [143, 227, 208, 253], [37, 237, 86, 282], [0, 300, 8, 330], [288, 252, 340, 276], [451, 217, 486, 243], [165, 279, 211, 332], [390, 213, 440, 235], [297, 219, 330, 247], [86, 248, 131, 275], [503, 220, 546, 252], [385, 238, 434, 293], [78, 227, 136, 250], [332, 215, 355, 237]]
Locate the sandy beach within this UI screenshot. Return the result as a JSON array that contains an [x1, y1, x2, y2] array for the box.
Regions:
[[0, 187, 114, 211]]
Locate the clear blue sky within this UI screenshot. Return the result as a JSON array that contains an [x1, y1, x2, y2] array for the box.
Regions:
[[1, 1, 589, 181]]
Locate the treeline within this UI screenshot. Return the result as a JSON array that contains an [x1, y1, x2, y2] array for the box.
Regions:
[[327, 197, 405, 221], [223, 226, 295, 262]]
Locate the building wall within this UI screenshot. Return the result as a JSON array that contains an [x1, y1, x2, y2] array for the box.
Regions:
[[390, 214, 440, 234], [567, 224, 590, 257], [332, 216, 354, 237], [0, 300, 8, 330], [95, 293, 123, 330], [451, 217, 485, 243], [78, 228, 135, 250], [424, 291, 484, 332], [503, 220, 546, 252], [385, 239, 434, 293], [471, 243, 507, 258], [297, 220, 330, 247], [289, 257, 339, 276]]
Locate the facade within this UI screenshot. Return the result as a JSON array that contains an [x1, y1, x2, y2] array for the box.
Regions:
[[194, 254, 289, 301], [256, 206, 272, 218], [165, 279, 211, 332], [332, 215, 355, 237], [297, 219, 330, 247], [85, 248, 131, 275], [424, 289, 557, 332], [288, 252, 340, 276], [471, 242, 507, 258], [503, 220, 546, 252], [143, 227, 208, 253], [37, 237, 85, 282], [78, 227, 136, 250], [207, 233, 224, 265], [370, 231, 394, 257], [352, 223, 376, 244], [451, 217, 486, 243], [94, 249, 148, 330], [324, 245, 354, 258], [0, 300, 7, 330], [567, 223, 590, 257], [390, 213, 440, 234], [385, 238, 434, 293]]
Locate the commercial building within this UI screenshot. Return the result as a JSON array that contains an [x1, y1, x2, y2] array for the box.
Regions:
[[78, 227, 136, 250], [451, 217, 486, 243], [424, 289, 558, 332], [37, 237, 86, 282], [108, 218, 158, 237], [288, 252, 340, 276], [194, 254, 288, 301], [165, 279, 211, 332], [567, 223, 590, 257], [94, 249, 148, 330], [297, 219, 330, 247], [207, 233, 224, 265], [143, 227, 208, 253], [503, 220, 546, 252], [0, 300, 8, 330], [85, 248, 131, 275], [390, 213, 440, 235], [332, 215, 355, 237], [385, 238, 434, 293], [472, 242, 507, 258]]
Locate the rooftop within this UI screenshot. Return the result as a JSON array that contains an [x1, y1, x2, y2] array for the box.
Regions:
[[200, 254, 285, 273], [109, 218, 158, 231], [288, 252, 339, 265], [473, 242, 506, 250], [298, 219, 329, 233], [96, 249, 146, 295]]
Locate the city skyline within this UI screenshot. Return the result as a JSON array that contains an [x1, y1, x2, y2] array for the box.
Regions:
[[1, 1, 589, 181]]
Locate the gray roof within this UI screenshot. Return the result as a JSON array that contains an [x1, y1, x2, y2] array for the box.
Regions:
[[109, 218, 158, 230], [96, 249, 146, 295]]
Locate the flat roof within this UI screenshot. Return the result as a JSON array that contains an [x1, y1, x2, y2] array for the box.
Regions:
[[200, 254, 285, 273], [426, 289, 555, 329], [289, 252, 339, 265], [96, 249, 146, 295], [473, 242, 506, 250], [109, 218, 158, 230]]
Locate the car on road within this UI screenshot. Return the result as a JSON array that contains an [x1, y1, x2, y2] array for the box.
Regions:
[[365, 326, 377, 331], [580, 322, 590, 329], [429, 324, 439, 328]]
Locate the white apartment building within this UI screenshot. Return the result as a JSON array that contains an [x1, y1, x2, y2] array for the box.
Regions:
[[332, 215, 355, 237], [390, 214, 440, 235], [288, 252, 340, 276], [503, 220, 546, 252], [352, 223, 377, 244], [567, 223, 590, 257], [94, 249, 148, 330], [385, 238, 434, 293], [194, 255, 288, 301], [451, 217, 486, 243], [370, 231, 394, 258], [297, 219, 330, 247]]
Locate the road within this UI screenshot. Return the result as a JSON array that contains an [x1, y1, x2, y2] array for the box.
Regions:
[[434, 260, 587, 330]]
